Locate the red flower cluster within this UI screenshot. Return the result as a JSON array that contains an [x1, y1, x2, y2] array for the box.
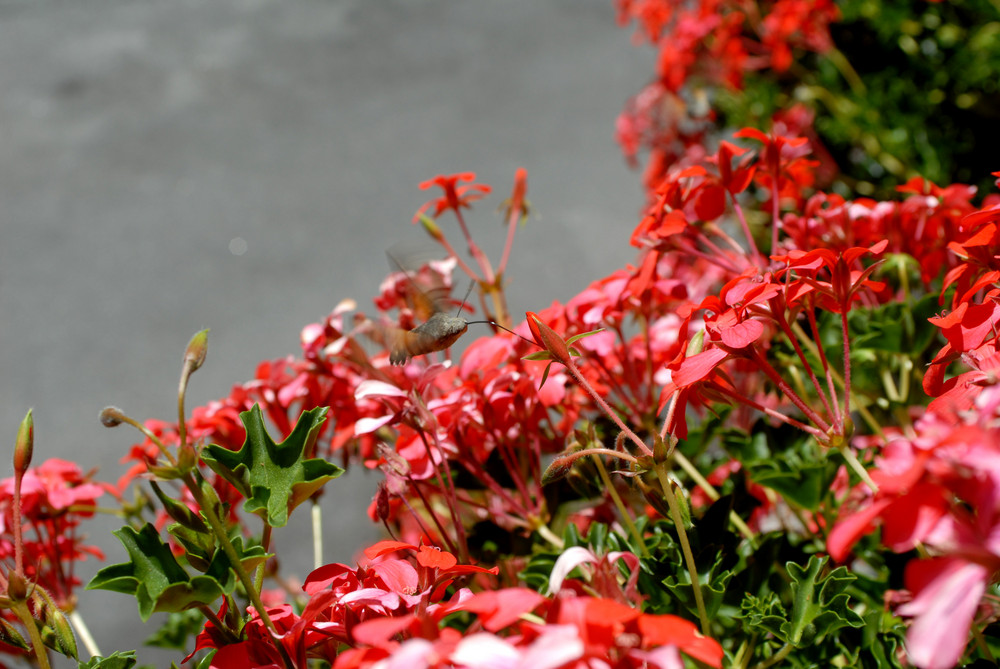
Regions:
[[614, 0, 840, 194], [191, 539, 722, 669], [0, 459, 106, 612], [829, 386, 1000, 669]]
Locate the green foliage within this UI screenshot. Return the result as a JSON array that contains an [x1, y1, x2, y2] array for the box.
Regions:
[[86, 524, 267, 621], [722, 422, 838, 511], [719, 0, 1000, 196], [201, 404, 343, 527], [77, 651, 138, 669], [145, 609, 206, 651]]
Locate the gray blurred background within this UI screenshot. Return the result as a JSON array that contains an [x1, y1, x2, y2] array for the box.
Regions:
[[0, 0, 650, 665]]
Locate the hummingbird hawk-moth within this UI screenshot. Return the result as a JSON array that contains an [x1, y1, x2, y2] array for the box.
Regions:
[[386, 310, 470, 365], [372, 251, 477, 366], [369, 250, 526, 365]]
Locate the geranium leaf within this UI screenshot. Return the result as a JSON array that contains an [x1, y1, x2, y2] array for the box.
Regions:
[[783, 556, 864, 645], [77, 651, 138, 669], [87, 524, 232, 621], [201, 404, 343, 527]]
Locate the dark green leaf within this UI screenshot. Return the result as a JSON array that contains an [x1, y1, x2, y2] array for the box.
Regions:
[[86, 524, 246, 621], [201, 405, 342, 527]]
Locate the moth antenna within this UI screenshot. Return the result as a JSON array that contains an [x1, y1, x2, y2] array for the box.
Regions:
[[465, 320, 538, 347], [455, 280, 476, 317]]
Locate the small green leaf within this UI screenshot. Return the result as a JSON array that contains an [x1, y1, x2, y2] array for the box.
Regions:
[[201, 405, 343, 527], [565, 328, 605, 345], [151, 482, 209, 534], [87, 524, 231, 621], [77, 651, 138, 669], [784, 556, 864, 645]]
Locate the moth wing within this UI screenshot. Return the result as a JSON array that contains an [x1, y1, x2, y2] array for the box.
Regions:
[[366, 320, 438, 365]]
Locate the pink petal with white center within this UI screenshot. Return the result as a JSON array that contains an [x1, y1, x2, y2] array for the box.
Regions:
[[356, 380, 408, 400], [547, 546, 597, 595], [354, 414, 396, 436]]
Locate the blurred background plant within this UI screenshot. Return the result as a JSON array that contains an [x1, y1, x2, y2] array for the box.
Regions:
[[616, 0, 1000, 199]]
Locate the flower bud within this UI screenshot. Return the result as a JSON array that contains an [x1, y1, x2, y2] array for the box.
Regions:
[[40, 596, 77, 659], [13, 409, 33, 475], [183, 329, 210, 373], [0, 618, 29, 652], [416, 213, 444, 241], [375, 482, 391, 523], [6, 570, 28, 601], [541, 455, 573, 486], [99, 406, 126, 428]]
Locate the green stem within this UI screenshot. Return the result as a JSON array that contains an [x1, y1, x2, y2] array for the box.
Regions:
[[592, 455, 649, 558], [839, 444, 878, 493], [183, 473, 278, 635], [10, 599, 52, 669], [652, 465, 710, 635], [751, 641, 793, 669], [254, 523, 273, 594], [535, 523, 565, 550]]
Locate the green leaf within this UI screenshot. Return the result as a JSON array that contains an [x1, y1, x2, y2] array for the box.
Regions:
[[87, 524, 234, 621], [77, 650, 138, 669], [201, 405, 342, 527], [743, 555, 864, 647], [725, 424, 837, 511], [784, 556, 864, 644], [145, 609, 206, 650], [565, 328, 605, 345], [151, 482, 209, 534]]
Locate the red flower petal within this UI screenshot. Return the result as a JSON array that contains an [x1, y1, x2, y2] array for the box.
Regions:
[[719, 319, 763, 348]]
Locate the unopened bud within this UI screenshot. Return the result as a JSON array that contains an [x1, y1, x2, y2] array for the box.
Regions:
[[7, 571, 28, 601], [0, 618, 29, 652], [375, 482, 391, 522], [686, 330, 706, 357], [13, 409, 33, 474], [41, 597, 77, 659], [541, 455, 573, 486], [376, 443, 410, 477], [417, 213, 444, 241], [183, 329, 209, 373], [99, 406, 126, 428]]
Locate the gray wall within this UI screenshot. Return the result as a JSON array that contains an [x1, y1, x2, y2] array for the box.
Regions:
[[0, 1, 650, 665]]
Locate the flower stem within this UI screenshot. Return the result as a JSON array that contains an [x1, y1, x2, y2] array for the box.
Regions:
[[672, 451, 756, 544], [10, 599, 52, 669], [652, 465, 710, 634], [69, 610, 101, 659], [312, 500, 323, 570], [592, 455, 649, 558], [564, 358, 652, 458]]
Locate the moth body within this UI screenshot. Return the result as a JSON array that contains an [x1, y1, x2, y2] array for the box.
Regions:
[[389, 312, 469, 365]]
